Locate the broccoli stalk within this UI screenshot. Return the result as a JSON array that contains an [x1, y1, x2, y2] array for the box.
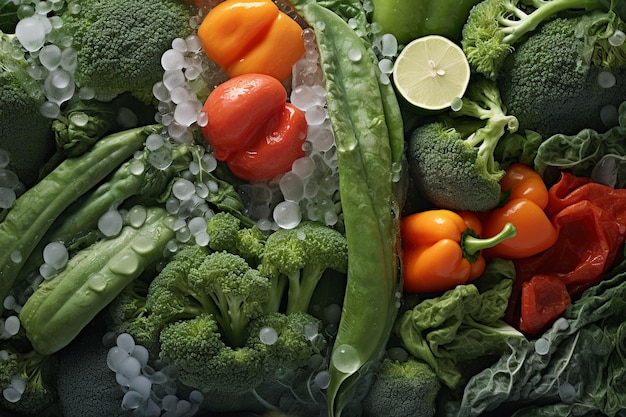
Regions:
[[259, 221, 348, 315], [407, 77, 519, 212], [462, 0, 615, 78], [452, 79, 520, 177]]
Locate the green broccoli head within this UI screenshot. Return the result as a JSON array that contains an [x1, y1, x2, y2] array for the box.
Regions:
[[461, 0, 610, 79], [60, 0, 194, 103], [260, 221, 348, 315], [407, 78, 518, 212], [361, 357, 441, 417], [0, 347, 58, 416], [0, 33, 54, 187], [206, 212, 243, 254], [159, 311, 328, 400], [498, 15, 626, 137], [188, 251, 271, 348], [159, 313, 267, 395]]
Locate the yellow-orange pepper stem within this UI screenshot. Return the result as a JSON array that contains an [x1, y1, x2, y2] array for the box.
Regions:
[[401, 210, 517, 293], [198, 0, 305, 81]]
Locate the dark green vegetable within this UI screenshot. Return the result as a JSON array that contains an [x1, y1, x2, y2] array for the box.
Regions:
[[534, 100, 626, 187], [16, 141, 194, 281], [20, 207, 175, 355], [371, 0, 482, 44], [448, 245, 626, 417], [396, 258, 524, 390], [0, 124, 161, 315], [498, 15, 626, 138], [293, 3, 403, 416]]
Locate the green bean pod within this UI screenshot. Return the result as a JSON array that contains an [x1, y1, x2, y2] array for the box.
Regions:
[[0, 125, 161, 313], [296, 4, 403, 416], [20, 207, 175, 355]]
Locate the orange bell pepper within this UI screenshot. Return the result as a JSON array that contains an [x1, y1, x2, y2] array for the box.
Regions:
[[197, 0, 305, 81], [400, 209, 517, 293], [201, 73, 307, 183], [482, 163, 557, 259]]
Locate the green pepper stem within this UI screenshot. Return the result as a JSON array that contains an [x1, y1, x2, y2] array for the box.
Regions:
[[462, 222, 517, 259]]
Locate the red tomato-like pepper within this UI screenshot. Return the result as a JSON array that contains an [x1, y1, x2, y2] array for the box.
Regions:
[[226, 103, 307, 182], [483, 163, 558, 259], [201, 73, 307, 183], [505, 172, 626, 336], [401, 209, 516, 293]]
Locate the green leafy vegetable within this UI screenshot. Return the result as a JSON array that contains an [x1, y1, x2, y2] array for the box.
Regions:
[[534, 100, 626, 187], [396, 258, 524, 390], [450, 246, 626, 417]]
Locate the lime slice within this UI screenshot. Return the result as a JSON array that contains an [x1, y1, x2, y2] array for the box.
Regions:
[[392, 35, 470, 111]]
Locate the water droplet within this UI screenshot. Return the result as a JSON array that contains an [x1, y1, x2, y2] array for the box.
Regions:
[[558, 381, 577, 403], [98, 209, 123, 237], [597, 71, 616, 88], [87, 273, 107, 292], [127, 205, 147, 228], [314, 370, 330, 389], [609, 29, 626, 46], [273, 201, 302, 229], [331, 344, 361, 374], [259, 326, 278, 345], [348, 48, 362, 62], [534, 337, 551, 355], [15, 16, 46, 52], [109, 253, 140, 276], [42, 241, 68, 270]]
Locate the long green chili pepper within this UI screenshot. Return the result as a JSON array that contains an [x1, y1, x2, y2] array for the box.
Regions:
[[371, 0, 483, 44], [0, 124, 161, 313], [15, 143, 193, 282], [295, 4, 403, 416], [20, 207, 175, 355]]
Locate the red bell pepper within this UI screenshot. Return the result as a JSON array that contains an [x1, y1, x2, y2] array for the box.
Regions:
[[505, 172, 626, 336]]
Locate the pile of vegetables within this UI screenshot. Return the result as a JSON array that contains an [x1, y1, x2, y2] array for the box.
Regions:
[[1, 0, 626, 416]]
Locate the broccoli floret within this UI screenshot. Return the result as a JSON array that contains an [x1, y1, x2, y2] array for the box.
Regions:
[[0, 32, 55, 187], [0, 344, 58, 416], [407, 77, 519, 212], [498, 15, 626, 137], [188, 251, 271, 347], [206, 211, 243, 254], [60, 0, 194, 103], [260, 221, 348, 315], [206, 212, 268, 266], [461, 0, 619, 79], [159, 311, 327, 407], [361, 357, 441, 417]]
